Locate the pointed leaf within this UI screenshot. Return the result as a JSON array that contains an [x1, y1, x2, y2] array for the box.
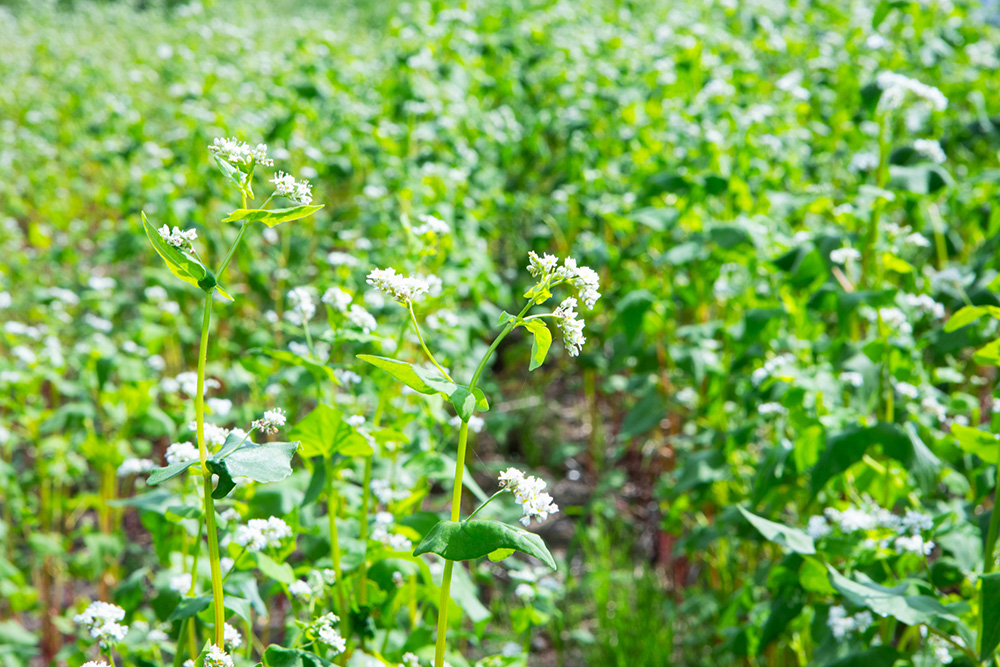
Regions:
[[413, 520, 556, 570], [221, 442, 299, 483], [141, 212, 208, 290], [524, 320, 552, 371], [827, 565, 956, 625], [738, 506, 815, 555], [147, 459, 198, 486], [289, 404, 371, 459], [981, 572, 1000, 660], [223, 205, 324, 227], [951, 424, 1000, 463]]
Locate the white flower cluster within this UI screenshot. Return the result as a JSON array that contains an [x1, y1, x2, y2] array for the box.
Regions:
[[162, 371, 220, 396], [165, 441, 199, 465], [913, 138, 946, 164], [751, 353, 796, 385], [252, 408, 286, 434], [849, 151, 879, 172], [902, 293, 945, 319], [371, 479, 410, 505], [309, 613, 346, 654], [322, 287, 353, 312], [204, 644, 235, 667], [876, 71, 948, 112], [289, 579, 313, 600], [554, 297, 586, 357], [210, 137, 273, 166], [169, 573, 192, 592], [526, 251, 601, 308], [74, 601, 128, 649], [876, 307, 912, 335], [117, 457, 155, 477], [413, 214, 450, 236], [840, 371, 863, 388], [224, 623, 242, 649], [347, 304, 378, 334], [157, 225, 198, 250], [270, 171, 313, 205], [372, 512, 413, 551], [366, 267, 431, 303], [287, 287, 316, 325], [827, 605, 874, 640], [829, 247, 860, 265], [234, 516, 292, 552], [808, 503, 936, 554], [498, 467, 559, 526], [81, 662, 110, 667], [185, 421, 239, 448]]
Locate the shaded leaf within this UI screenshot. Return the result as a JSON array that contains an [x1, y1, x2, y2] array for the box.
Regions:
[[737, 506, 815, 555], [413, 520, 556, 570], [223, 205, 323, 227]]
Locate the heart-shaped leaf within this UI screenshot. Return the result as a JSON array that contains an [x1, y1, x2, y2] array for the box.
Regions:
[[223, 205, 323, 227], [413, 520, 556, 570], [289, 405, 372, 459]]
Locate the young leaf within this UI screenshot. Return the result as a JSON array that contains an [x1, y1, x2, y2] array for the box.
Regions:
[[221, 442, 299, 483], [289, 404, 372, 459], [945, 305, 990, 332], [412, 520, 556, 570], [256, 552, 295, 584], [222, 205, 323, 227], [357, 355, 442, 395], [141, 212, 234, 301], [523, 319, 552, 371], [951, 424, 1000, 463], [147, 459, 199, 486], [737, 506, 816, 555], [213, 155, 248, 194]]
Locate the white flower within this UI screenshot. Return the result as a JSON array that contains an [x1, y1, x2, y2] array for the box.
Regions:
[[412, 214, 450, 236], [118, 458, 155, 477], [270, 172, 313, 205], [806, 516, 831, 539], [829, 247, 861, 265], [902, 293, 945, 319], [82, 662, 110, 667], [895, 534, 934, 555], [913, 139, 946, 164], [371, 479, 409, 504], [849, 152, 879, 172], [89, 276, 117, 292], [334, 369, 362, 385], [74, 601, 128, 649], [165, 441, 199, 465], [402, 653, 420, 667], [204, 644, 235, 667], [346, 415, 366, 428], [207, 398, 233, 416], [876, 71, 948, 112], [554, 297, 586, 357], [190, 422, 231, 447], [921, 396, 947, 421], [840, 371, 864, 388], [0, 292, 9, 308], [157, 224, 198, 250], [497, 467, 559, 526], [894, 381, 919, 399], [310, 613, 346, 653], [527, 252, 601, 308], [287, 287, 316, 325], [900, 510, 934, 534], [224, 623, 242, 649], [758, 402, 786, 416], [392, 571, 405, 587], [878, 307, 912, 334], [209, 137, 272, 167], [289, 580, 313, 600], [234, 516, 292, 552], [904, 232, 931, 248], [169, 573, 193, 593], [253, 408, 286, 434], [326, 251, 360, 267], [366, 267, 430, 303], [346, 304, 377, 333], [827, 605, 874, 639], [322, 287, 353, 312]]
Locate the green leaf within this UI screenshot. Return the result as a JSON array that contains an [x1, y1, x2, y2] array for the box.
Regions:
[[213, 155, 248, 194], [488, 548, 515, 562], [450, 387, 476, 422], [945, 305, 1000, 332], [357, 354, 445, 395], [289, 404, 372, 459], [826, 565, 956, 625], [167, 594, 212, 621], [141, 212, 232, 301], [524, 320, 552, 371], [256, 552, 295, 584], [165, 505, 203, 522], [147, 459, 198, 486], [221, 442, 299, 483], [981, 572, 1000, 659], [974, 338, 1000, 366], [206, 459, 237, 499], [222, 205, 323, 227], [799, 557, 835, 595], [737, 506, 815, 555], [951, 424, 1000, 463], [413, 520, 556, 570]]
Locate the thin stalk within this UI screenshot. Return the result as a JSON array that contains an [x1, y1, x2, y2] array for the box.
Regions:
[[465, 491, 504, 523], [194, 291, 226, 647], [408, 302, 454, 383], [217, 221, 251, 278], [984, 469, 1000, 575], [325, 457, 350, 660], [358, 455, 373, 608]]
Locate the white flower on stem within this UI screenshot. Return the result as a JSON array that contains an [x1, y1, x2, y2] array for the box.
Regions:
[[322, 287, 353, 312], [157, 225, 198, 250], [497, 467, 559, 526], [413, 214, 450, 236], [346, 304, 377, 334], [287, 287, 316, 325], [528, 252, 602, 308], [366, 267, 430, 303], [876, 71, 948, 112], [289, 580, 313, 600], [554, 297, 587, 357], [223, 623, 242, 650], [514, 583, 536, 600], [840, 371, 864, 388], [827, 605, 874, 639], [527, 251, 559, 278], [900, 510, 934, 534], [913, 139, 946, 164], [402, 652, 420, 667], [806, 516, 831, 539], [270, 172, 313, 205], [849, 152, 879, 172], [253, 408, 286, 434], [895, 534, 934, 555], [207, 398, 233, 416], [904, 232, 931, 248], [234, 516, 292, 552], [894, 381, 919, 399], [204, 644, 235, 667], [169, 573, 192, 592], [74, 601, 128, 649], [118, 458, 155, 477], [165, 441, 199, 465], [310, 613, 346, 653], [829, 247, 861, 265]]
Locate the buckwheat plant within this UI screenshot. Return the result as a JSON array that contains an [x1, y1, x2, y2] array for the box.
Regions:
[[360, 250, 600, 667], [139, 138, 321, 654]]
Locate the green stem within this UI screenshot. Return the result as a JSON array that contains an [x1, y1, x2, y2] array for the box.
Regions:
[[408, 301, 454, 383], [217, 220, 251, 278], [195, 291, 226, 647], [325, 458, 349, 633], [984, 468, 1000, 576], [465, 491, 505, 523], [358, 455, 373, 608]]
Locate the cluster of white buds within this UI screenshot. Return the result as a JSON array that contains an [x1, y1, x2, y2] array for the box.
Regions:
[[527, 251, 602, 309], [234, 516, 292, 552], [74, 601, 128, 650], [203, 644, 235, 667], [366, 267, 431, 303], [321, 287, 353, 312], [287, 287, 316, 325], [157, 225, 198, 250], [210, 137, 273, 166], [117, 457, 155, 477], [829, 247, 861, 265], [165, 441, 199, 465], [554, 298, 586, 357], [347, 304, 378, 334], [270, 171, 313, 205], [412, 213, 450, 236], [309, 613, 346, 654], [497, 467, 559, 526], [223, 623, 242, 650], [876, 71, 948, 112], [252, 408, 286, 434]]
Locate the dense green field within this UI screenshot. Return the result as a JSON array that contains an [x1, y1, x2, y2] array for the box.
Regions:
[[3, 0, 1000, 665]]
